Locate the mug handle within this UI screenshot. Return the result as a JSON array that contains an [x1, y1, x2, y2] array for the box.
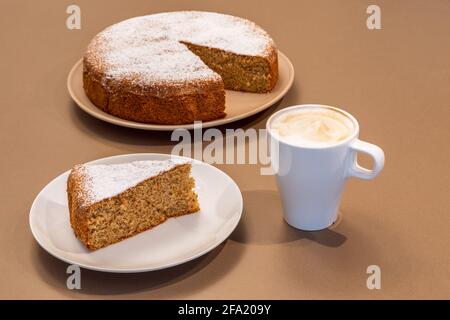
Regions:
[[346, 139, 385, 180]]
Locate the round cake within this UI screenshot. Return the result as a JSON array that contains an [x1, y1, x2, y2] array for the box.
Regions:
[[83, 11, 278, 125]]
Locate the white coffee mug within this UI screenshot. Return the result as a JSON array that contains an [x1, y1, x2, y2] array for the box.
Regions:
[[267, 104, 385, 231]]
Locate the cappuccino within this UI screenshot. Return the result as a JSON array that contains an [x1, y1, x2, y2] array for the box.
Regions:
[[270, 107, 355, 147], [267, 104, 384, 230]]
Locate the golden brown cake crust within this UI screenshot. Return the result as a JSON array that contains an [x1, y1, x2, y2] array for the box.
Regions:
[[67, 166, 90, 247], [83, 62, 226, 125], [82, 11, 278, 125]]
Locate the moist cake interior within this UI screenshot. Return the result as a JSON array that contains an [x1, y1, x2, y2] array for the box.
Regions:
[[181, 41, 274, 93]]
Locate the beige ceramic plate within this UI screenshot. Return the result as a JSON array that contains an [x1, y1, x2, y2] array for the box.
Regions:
[[67, 51, 294, 131]]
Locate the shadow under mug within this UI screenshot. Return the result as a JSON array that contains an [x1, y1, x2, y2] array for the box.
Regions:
[[266, 104, 385, 231]]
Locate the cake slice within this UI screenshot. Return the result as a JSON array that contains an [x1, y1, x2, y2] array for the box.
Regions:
[[67, 159, 200, 250]]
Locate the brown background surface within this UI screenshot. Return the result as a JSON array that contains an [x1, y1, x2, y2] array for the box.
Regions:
[[1, 0, 449, 299]]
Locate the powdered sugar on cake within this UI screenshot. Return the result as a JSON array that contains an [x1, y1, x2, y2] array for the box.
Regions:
[[79, 159, 189, 204], [86, 11, 275, 86]]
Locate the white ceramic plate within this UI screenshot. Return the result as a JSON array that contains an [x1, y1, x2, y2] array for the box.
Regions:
[[67, 51, 294, 131], [29, 153, 243, 273]]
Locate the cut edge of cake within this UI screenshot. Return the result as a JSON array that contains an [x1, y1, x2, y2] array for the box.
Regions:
[[181, 41, 278, 93]]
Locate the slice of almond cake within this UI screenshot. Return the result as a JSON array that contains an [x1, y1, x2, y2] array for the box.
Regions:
[[67, 159, 200, 250]]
